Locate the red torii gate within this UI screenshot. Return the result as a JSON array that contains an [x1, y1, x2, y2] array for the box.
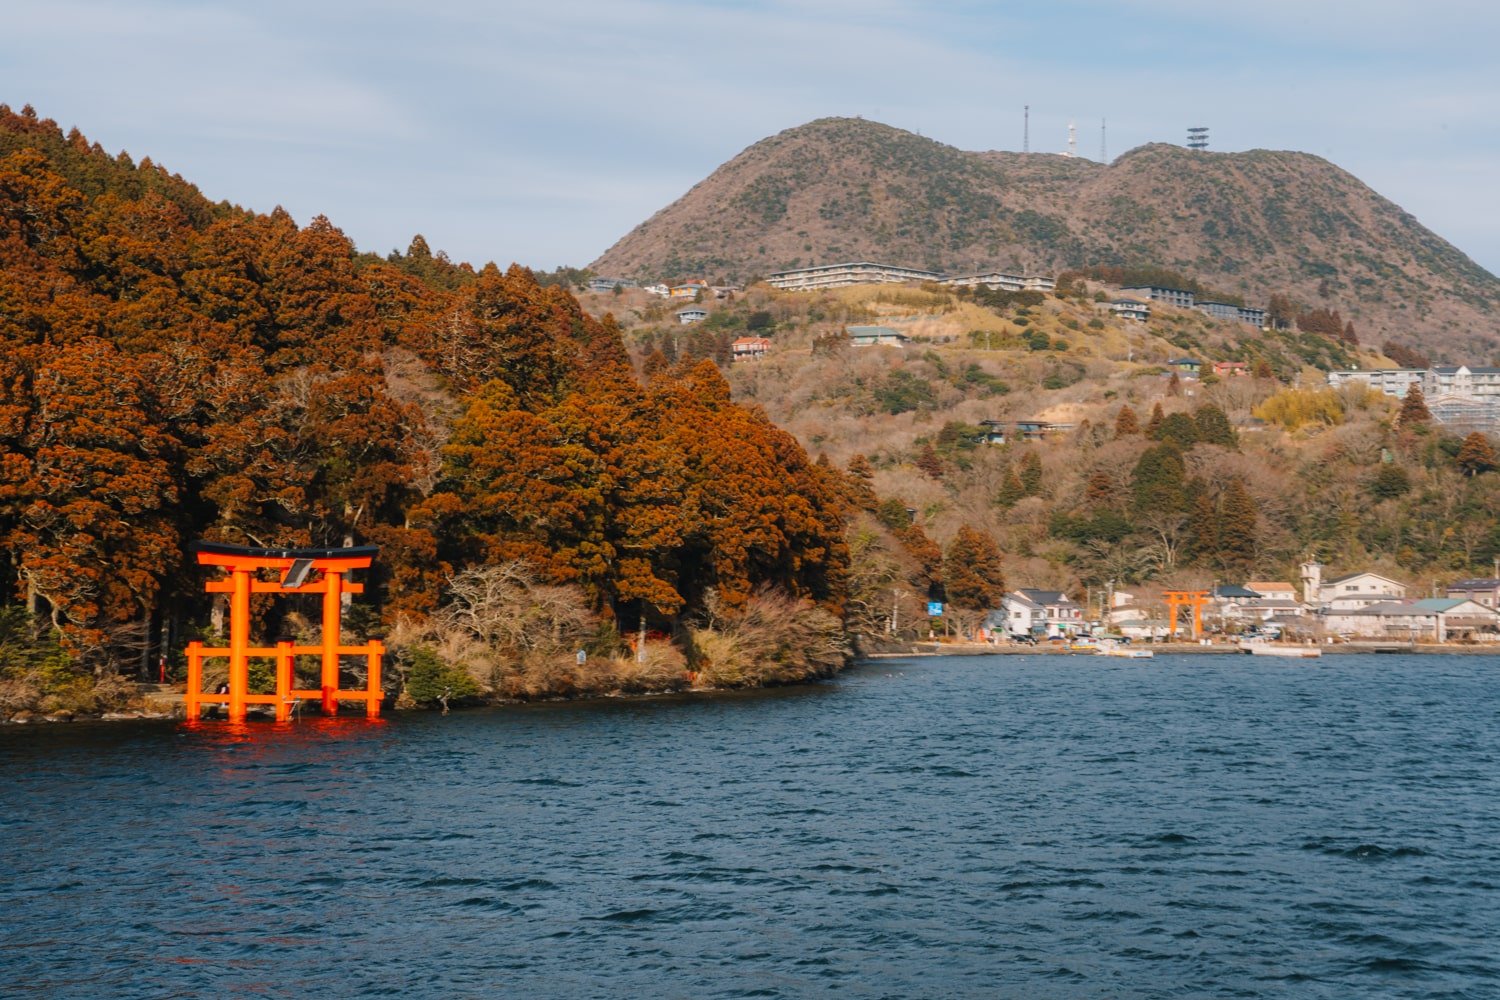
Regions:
[[183, 541, 385, 723], [1163, 589, 1210, 641]]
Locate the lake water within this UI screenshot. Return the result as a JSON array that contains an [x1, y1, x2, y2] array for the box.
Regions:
[[2, 653, 1498, 998]]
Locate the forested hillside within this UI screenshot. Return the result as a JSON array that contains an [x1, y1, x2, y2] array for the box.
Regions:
[[0, 105, 850, 711], [587, 274, 1500, 638]]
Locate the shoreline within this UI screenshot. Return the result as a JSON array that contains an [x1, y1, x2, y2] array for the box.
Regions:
[[862, 641, 1500, 657], [7, 643, 1495, 726]]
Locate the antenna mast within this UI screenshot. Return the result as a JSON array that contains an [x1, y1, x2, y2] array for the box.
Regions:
[[1023, 105, 1029, 153], [1067, 120, 1077, 158], [1187, 126, 1209, 150], [1100, 118, 1107, 162]]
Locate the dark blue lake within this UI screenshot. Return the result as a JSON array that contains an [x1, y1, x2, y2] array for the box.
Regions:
[[3, 653, 1498, 998]]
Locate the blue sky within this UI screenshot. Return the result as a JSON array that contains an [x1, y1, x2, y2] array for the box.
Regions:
[[8, 0, 1499, 277]]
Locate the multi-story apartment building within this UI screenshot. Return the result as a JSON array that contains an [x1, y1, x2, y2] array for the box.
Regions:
[[1121, 285, 1197, 309], [941, 271, 1056, 293], [766, 261, 943, 292]]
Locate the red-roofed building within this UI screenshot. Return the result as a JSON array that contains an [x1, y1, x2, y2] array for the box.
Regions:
[[732, 336, 771, 361]]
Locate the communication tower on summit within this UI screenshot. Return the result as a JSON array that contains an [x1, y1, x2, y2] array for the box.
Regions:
[[1187, 126, 1210, 150], [1023, 105, 1029, 153], [1100, 118, 1107, 162], [1066, 120, 1077, 158]]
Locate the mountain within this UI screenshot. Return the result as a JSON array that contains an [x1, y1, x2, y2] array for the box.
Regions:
[[591, 117, 1500, 358]]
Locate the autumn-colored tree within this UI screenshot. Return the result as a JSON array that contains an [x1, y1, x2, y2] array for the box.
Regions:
[[1397, 383, 1431, 426], [915, 443, 945, 480], [1455, 432, 1496, 477], [1266, 293, 1296, 330], [942, 525, 1005, 613], [1382, 341, 1429, 369], [844, 454, 878, 511], [1113, 404, 1140, 438], [10, 338, 178, 660], [1084, 471, 1116, 508]]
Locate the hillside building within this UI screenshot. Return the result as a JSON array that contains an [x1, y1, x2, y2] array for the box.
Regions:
[[675, 307, 707, 324], [847, 325, 910, 347], [1110, 299, 1151, 322], [1122, 285, 1196, 309], [767, 261, 942, 292], [731, 336, 771, 361], [942, 270, 1055, 293], [1195, 301, 1267, 327], [1326, 365, 1500, 431]]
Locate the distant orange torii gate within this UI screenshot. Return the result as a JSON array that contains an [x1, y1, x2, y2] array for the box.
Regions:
[[184, 541, 385, 723], [1163, 590, 1210, 641]]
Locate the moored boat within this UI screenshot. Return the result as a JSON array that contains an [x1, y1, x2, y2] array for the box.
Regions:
[[1239, 643, 1322, 658], [1096, 642, 1153, 658]]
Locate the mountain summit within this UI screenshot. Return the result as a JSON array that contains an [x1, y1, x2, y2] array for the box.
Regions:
[[591, 117, 1498, 356]]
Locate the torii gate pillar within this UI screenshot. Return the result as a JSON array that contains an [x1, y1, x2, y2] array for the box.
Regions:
[[1163, 590, 1210, 641], [184, 542, 384, 723]]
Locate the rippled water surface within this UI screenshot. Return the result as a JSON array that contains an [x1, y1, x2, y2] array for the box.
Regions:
[[3, 653, 1499, 998]]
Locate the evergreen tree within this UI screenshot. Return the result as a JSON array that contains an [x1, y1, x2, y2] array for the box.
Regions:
[[1217, 477, 1258, 574], [1193, 404, 1238, 448], [1367, 463, 1411, 499], [1145, 402, 1165, 437], [1018, 450, 1044, 496], [995, 468, 1025, 508], [1155, 412, 1200, 449], [1188, 489, 1219, 563], [1130, 444, 1188, 513], [1113, 405, 1140, 438]]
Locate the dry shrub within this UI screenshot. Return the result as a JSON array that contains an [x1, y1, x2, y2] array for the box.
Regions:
[[432, 563, 595, 652], [689, 589, 850, 689], [0, 674, 41, 715], [386, 562, 601, 702], [0, 667, 139, 717], [488, 643, 689, 700]]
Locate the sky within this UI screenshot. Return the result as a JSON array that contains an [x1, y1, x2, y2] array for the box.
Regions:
[[8, 0, 1500, 277]]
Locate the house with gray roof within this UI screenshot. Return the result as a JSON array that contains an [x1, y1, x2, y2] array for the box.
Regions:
[[847, 325, 910, 347], [990, 589, 1085, 638], [1446, 578, 1500, 609], [1324, 598, 1500, 641]]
